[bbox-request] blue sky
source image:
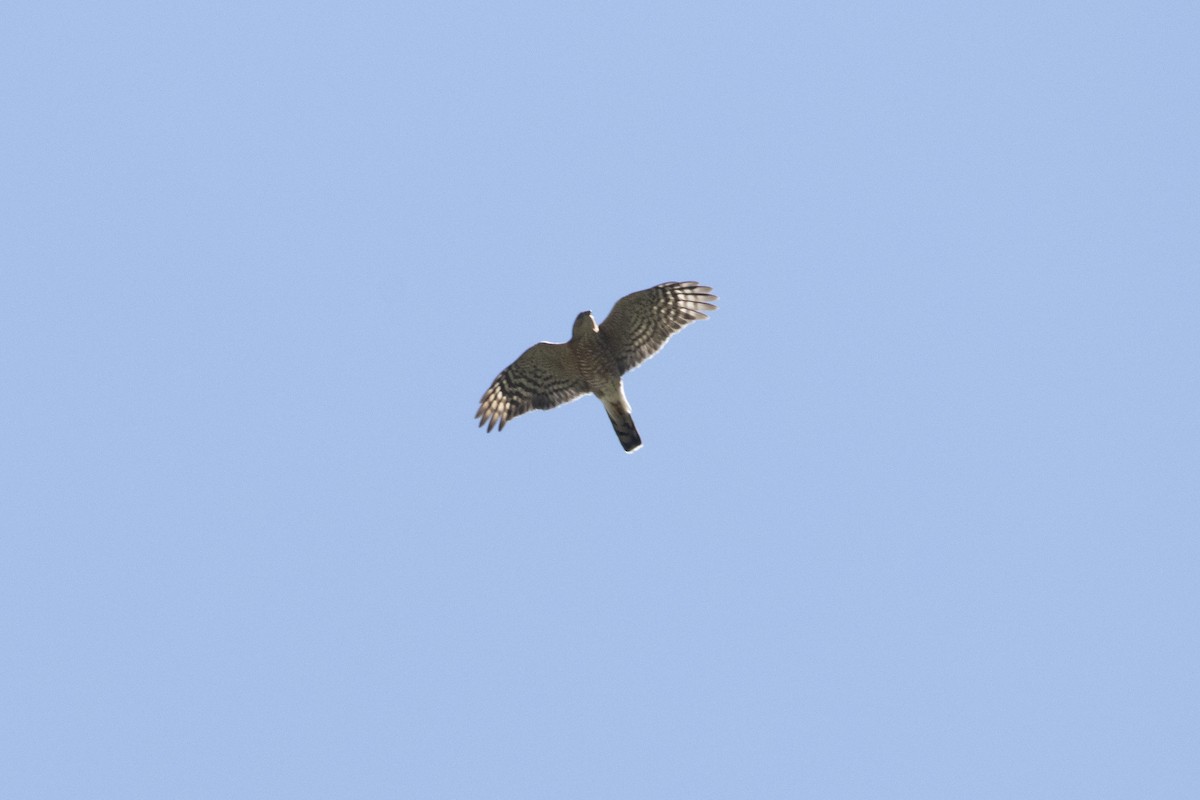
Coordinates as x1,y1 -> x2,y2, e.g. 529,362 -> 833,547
3,1 -> 1198,797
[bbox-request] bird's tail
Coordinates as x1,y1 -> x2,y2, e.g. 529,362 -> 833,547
604,402 -> 642,452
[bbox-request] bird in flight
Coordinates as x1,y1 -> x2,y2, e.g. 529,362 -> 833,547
476,281 -> 718,452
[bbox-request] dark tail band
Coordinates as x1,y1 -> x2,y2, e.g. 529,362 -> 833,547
607,407 -> 642,452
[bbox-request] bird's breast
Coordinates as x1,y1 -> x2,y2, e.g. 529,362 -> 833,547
569,335 -> 621,393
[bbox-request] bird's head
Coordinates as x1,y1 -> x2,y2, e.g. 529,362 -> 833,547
573,310 -> 598,337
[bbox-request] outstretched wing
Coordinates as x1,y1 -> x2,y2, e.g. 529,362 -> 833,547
598,281 -> 718,374
476,342 -> 589,432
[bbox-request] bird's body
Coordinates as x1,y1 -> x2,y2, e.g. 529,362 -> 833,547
476,281 -> 717,452
568,311 -> 642,451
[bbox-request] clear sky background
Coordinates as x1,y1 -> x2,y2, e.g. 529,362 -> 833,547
3,1 -> 1198,797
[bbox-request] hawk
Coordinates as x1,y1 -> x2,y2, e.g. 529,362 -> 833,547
476,281 -> 718,452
